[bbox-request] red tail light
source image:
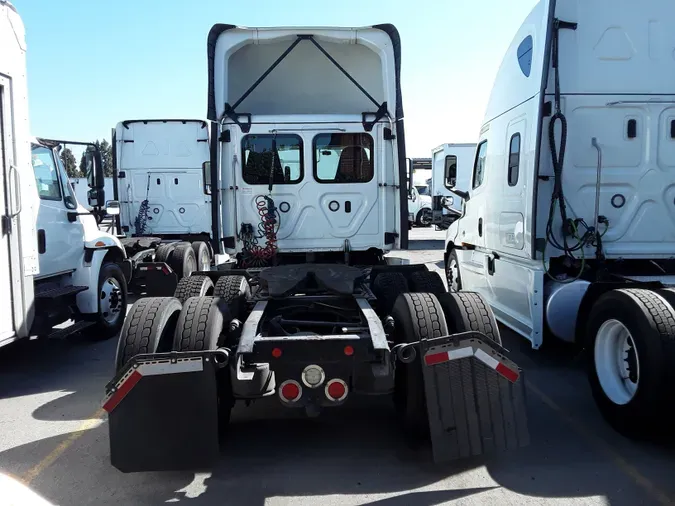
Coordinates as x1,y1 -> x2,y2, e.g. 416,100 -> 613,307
278,380 -> 302,403
325,378 -> 348,402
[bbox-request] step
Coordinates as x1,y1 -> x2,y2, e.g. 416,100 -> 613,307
36,285 -> 89,300
48,320 -> 95,340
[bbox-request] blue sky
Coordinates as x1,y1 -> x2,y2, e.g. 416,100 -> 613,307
13,0 -> 538,158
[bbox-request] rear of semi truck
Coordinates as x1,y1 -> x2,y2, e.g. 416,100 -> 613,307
112,119 -> 231,295
103,23 -> 530,473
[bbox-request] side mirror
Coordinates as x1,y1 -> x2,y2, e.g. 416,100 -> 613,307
202,161 -> 211,195
106,200 -> 121,216
85,149 -> 104,190
87,188 -> 104,208
442,195 -> 455,209
451,188 -> 470,202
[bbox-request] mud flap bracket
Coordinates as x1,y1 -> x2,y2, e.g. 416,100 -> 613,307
400,332 -> 530,463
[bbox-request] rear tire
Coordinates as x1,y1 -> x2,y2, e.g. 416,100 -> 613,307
173,275 -> 215,304
437,291 -> 501,345
88,262 -> 128,340
114,297 -> 182,372
409,270 -> 447,295
445,248 -> 462,292
155,243 -> 177,263
191,241 -> 211,271
416,208 -> 432,227
372,272 -> 409,314
586,288 -> 675,438
172,296 -> 229,352
213,275 -> 250,319
169,243 -> 198,279
391,292 -> 449,438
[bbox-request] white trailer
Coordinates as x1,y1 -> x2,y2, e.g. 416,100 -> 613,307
430,143 -> 476,230
444,0 -> 675,439
0,1 -> 129,347
111,119 -> 228,295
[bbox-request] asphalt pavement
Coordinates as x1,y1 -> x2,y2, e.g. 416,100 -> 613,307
1,227 -> 674,506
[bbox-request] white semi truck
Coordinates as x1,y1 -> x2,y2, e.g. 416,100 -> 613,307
430,143 -> 476,230
444,0 -> 675,439
110,119 -> 231,295
103,22 -> 530,473
0,0 -> 129,347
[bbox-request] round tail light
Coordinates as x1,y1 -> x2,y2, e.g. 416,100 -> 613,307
325,378 -> 348,402
279,380 -> 302,403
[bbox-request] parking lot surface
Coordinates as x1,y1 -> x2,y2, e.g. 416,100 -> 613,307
1,228 -> 674,506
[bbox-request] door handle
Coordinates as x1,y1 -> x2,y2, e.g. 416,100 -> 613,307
478,218 -> 483,237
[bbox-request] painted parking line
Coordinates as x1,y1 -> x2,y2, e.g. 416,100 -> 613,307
20,408 -> 105,486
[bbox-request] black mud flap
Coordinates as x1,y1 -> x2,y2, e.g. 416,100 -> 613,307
103,352 -> 222,473
418,333 -> 529,463
135,262 -> 179,296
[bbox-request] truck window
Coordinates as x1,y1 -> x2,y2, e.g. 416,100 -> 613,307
472,141 -> 488,189
508,133 -> 521,186
31,145 -> 62,201
313,133 -> 374,184
55,149 -> 78,209
444,155 -> 457,189
241,134 -> 303,185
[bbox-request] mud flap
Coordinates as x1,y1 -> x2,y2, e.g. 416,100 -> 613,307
419,333 -> 529,463
103,353 -> 221,473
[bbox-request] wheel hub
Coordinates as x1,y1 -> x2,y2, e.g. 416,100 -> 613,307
594,319 -> 640,406
101,277 -> 123,324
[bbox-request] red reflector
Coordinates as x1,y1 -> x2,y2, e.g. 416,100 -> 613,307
496,362 -> 519,382
103,370 -> 142,413
272,348 -> 282,358
327,381 -> 346,400
424,351 -> 449,366
344,345 -> 354,356
280,382 -> 300,401
161,266 -> 170,275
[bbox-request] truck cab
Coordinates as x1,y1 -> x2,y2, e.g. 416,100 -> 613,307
430,143 -> 476,230
1,0 -> 129,347
445,0 -> 675,439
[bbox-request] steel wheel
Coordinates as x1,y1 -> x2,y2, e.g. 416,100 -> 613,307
100,276 -> 124,325
445,250 -> 461,292
594,318 -> 640,406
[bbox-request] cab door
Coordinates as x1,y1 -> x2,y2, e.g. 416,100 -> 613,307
31,144 -> 84,278
454,140 -> 489,293
0,77 -> 18,342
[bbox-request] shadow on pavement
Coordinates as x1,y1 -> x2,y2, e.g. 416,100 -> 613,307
0,385 -> 668,506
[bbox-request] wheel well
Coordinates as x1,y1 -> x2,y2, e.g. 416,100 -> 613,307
103,247 -> 125,265
573,281 -> 665,347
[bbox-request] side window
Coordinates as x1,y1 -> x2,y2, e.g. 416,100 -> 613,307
508,133 -> 521,187
517,35 -> 533,77
56,149 -> 78,209
314,133 -> 374,183
472,141 -> 488,189
31,145 -> 62,201
444,155 -> 457,189
241,134 -> 303,185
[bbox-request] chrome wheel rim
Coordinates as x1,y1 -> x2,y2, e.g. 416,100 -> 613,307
100,277 -> 123,325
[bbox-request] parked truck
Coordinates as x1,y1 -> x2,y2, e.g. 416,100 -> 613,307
406,158 -> 432,227
430,143 -> 476,230
0,1 -> 129,347
103,22 -> 530,473
111,119 -> 232,296
444,0 -> 675,439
